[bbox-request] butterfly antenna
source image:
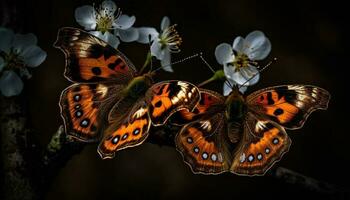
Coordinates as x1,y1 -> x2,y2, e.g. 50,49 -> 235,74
199,53 -> 233,89
152,53 -> 201,73
238,58 -> 277,89
148,35 -> 154,72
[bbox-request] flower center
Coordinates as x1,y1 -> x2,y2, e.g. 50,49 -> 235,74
1,50 -> 25,71
95,5 -> 121,33
232,53 -> 250,71
159,24 -> 182,52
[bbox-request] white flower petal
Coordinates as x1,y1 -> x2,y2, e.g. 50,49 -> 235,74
150,40 -> 164,60
13,33 -> 38,53
118,27 -> 139,42
160,50 -> 173,72
0,70 -> 23,97
215,43 -> 234,65
137,27 -> 159,44
0,27 -> 14,53
0,57 -> 5,72
223,63 -> 236,79
115,15 -> 136,30
161,16 -> 170,31
20,45 -> 47,67
102,0 -> 117,12
224,64 -> 250,86
232,36 -> 244,53
239,85 -> 248,93
243,30 -> 271,60
239,65 -> 260,86
90,31 -> 120,48
223,81 -> 233,96
75,5 -> 97,30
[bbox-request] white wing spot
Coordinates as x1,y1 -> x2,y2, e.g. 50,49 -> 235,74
240,153 -> 246,163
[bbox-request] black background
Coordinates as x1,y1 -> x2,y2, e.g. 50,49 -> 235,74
3,0 -> 348,199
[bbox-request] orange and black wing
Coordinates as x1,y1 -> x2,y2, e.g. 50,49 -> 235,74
170,89 -> 226,125
174,89 -> 232,174
176,113 -> 233,174
246,85 -> 330,129
146,81 -> 201,126
54,27 -> 137,83
59,83 -> 124,142
98,100 -> 151,159
230,112 -> 291,176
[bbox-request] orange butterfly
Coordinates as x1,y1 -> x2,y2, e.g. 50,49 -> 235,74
54,27 -> 200,159
172,85 -> 330,175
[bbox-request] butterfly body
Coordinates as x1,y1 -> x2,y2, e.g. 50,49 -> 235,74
122,73 -> 153,99
224,88 -> 247,122
55,27 -> 201,159
175,85 -> 330,175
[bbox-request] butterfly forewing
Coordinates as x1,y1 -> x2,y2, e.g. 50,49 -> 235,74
146,81 -> 201,126
170,89 -> 226,125
54,27 -> 137,83
247,85 -> 330,129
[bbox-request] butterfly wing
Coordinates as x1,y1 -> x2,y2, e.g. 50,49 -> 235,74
176,113 -> 233,174
170,89 -> 226,125
146,81 -> 201,126
230,112 -> 291,176
174,89 -> 233,174
246,85 -> 330,129
98,99 -> 151,159
59,83 -> 125,142
54,27 -> 137,83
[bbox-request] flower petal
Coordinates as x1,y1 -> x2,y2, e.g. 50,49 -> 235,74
232,36 -> 244,52
215,43 -> 234,65
115,15 -> 136,30
75,5 -> 97,30
161,16 -> 170,31
243,30 -> 271,60
224,64 -> 251,86
150,40 -> 164,60
239,85 -> 248,93
0,57 -> 5,72
90,31 -> 120,48
101,0 -> 117,13
137,27 -> 159,44
20,45 -> 47,67
0,27 -> 14,53
160,50 -> 173,72
239,65 -> 260,86
13,33 -> 38,53
118,27 -> 139,42
223,81 -> 233,96
0,70 -> 23,97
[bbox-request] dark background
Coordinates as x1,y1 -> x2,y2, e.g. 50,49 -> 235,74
2,0 -> 348,199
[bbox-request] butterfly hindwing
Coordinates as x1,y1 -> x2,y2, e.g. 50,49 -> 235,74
98,100 -> 151,159
176,113 -> 233,174
247,85 -> 330,129
146,81 -> 201,126
231,112 -> 291,175
59,83 -> 125,142
54,27 -> 136,83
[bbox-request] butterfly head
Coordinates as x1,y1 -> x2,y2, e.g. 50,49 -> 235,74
225,88 -> 247,122
124,74 -> 154,98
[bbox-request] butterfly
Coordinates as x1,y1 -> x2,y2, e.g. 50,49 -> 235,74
54,27 -> 200,159
172,85 -> 330,175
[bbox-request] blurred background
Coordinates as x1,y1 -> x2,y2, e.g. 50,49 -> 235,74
1,0 -> 348,199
